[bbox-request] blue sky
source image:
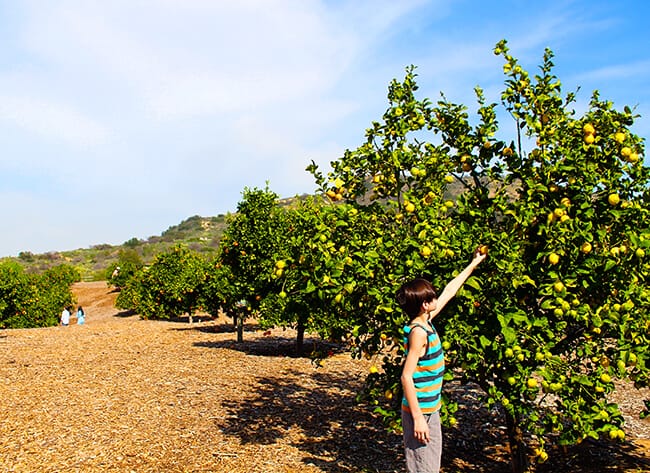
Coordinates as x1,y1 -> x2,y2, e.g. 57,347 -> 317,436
1,0 -> 649,257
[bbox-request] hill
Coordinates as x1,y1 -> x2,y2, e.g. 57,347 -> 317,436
2,214 -> 229,281
0,194 -> 308,281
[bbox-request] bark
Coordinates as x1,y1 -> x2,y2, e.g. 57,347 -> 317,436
296,321 -> 306,355
504,409 -> 530,473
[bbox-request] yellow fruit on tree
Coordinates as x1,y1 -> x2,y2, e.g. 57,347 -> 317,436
444,175 -> 454,183
549,253 -> 560,265
584,133 -> 595,145
627,152 -> 639,164
527,378 -> 539,389
583,123 -> 595,134
608,193 -> 620,206
621,146 -> 632,158
553,281 -> 565,293
502,147 -> 513,157
275,260 -> 287,269
405,202 -> 416,213
420,246 -> 432,257
614,132 -> 626,144
369,365 -> 378,374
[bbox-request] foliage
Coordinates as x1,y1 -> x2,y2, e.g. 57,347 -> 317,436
115,245 -> 205,320
0,262 -> 78,328
106,248 -> 145,289
306,41 -> 649,472
216,186 -> 289,340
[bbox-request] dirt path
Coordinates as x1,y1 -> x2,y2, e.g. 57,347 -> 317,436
0,282 -> 648,472
0,282 -> 394,473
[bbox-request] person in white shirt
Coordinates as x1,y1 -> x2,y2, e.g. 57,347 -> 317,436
60,307 -> 71,326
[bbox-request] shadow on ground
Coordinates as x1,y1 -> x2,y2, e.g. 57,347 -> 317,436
196,337 -> 650,472
216,369 -> 404,472
194,334 -> 348,359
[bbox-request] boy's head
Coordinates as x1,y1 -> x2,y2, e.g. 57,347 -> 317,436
395,278 -> 437,320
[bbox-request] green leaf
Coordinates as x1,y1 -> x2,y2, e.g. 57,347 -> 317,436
465,276 -> 481,291
501,326 -> 517,344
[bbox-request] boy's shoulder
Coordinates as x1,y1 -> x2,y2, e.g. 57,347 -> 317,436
404,322 -> 433,334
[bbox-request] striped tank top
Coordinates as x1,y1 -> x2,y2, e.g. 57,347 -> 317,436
401,322 -> 445,414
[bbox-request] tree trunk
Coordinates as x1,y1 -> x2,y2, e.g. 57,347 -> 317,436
236,314 -> 244,343
504,409 -> 530,473
296,321 -> 305,355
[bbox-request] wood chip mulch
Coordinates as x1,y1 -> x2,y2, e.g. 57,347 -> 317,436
0,282 -> 648,472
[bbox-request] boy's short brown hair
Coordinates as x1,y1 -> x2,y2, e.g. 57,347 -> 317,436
395,278 -> 437,320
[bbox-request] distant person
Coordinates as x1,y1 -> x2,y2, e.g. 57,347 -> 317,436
76,306 -> 85,325
60,307 -> 71,326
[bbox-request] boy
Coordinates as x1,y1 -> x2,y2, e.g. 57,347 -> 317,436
397,249 -> 486,472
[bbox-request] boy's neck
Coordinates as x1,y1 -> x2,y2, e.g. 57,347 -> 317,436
411,313 -> 430,326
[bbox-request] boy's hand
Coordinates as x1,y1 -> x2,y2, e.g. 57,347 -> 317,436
413,415 -> 430,444
471,245 -> 488,266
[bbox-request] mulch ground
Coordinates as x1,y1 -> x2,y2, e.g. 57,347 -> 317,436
0,282 -> 648,472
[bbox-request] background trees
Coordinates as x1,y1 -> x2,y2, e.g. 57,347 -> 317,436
0,262 -> 78,328
115,245 -> 205,320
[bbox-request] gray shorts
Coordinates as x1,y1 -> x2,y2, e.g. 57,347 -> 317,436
401,410 -> 442,473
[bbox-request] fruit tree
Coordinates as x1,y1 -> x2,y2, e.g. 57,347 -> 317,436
307,40 -> 649,472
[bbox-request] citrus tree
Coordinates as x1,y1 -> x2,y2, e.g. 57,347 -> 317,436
217,186 -> 290,341
307,41 -> 649,472
0,262 -> 78,328
116,245 -> 205,320
257,196 -> 368,354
